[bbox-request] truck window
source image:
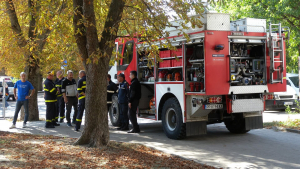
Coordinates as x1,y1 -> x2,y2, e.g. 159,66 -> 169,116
289,76 -> 299,88
123,41 -> 134,65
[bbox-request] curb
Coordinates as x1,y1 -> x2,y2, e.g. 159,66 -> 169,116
272,126 -> 300,134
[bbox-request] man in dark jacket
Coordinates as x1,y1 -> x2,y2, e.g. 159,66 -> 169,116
55,70 -> 66,123
127,71 -> 141,133
44,71 -> 59,128
107,74 -> 118,112
117,73 -> 129,131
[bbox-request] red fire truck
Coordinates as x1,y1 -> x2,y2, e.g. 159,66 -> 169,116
108,13 -> 289,139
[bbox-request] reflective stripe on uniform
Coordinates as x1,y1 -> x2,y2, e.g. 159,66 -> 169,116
82,86 -> 86,88
83,81 -> 86,84
46,120 -> 52,122
107,90 -> 114,93
107,101 -> 112,104
56,85 -> 62,87
78,96 -> 85,100
60,116 -> 65,119
50,88 -> 56,92
76,119 -> 82,122
57,94 -> 62,97
77,88 -> 82,90
44,89 -> 49,91
55,117 -> 58,119
45,100 -> 57,102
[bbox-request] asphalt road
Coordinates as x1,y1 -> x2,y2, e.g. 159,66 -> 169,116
1,94 -> 300,168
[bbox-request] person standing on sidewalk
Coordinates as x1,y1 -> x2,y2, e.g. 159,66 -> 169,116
55,70 -> 66,123
127,71 -> 141,133
117,73 -> 129,131
62,70 -> 78,127
9,72 -> 35,129
75,70 -> 86,131
0,84 -> 10,108
44,71 -> 60,128
107,74 -> 118,112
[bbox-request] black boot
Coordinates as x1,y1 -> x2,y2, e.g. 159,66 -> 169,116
121,125 -> 129,131
53,122 -> 60,126
117,124 -> 124,130
45,122 -> 55,128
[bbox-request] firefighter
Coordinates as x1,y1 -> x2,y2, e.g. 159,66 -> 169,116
107,74 -> 118,112
117,73 -> 129,131
62,70 -> 78,127
75,70 -> 86,131
55,70 -> 66,123
44,71 -> 59,128
127,71 -> 141,133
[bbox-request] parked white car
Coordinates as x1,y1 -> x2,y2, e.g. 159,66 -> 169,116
0,80 -> 15,101
265,73 -> 299,110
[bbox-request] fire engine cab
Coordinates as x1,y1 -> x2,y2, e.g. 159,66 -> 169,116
108,13 -> 289,139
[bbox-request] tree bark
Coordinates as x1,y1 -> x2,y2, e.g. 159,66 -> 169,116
73,0 -> 125,147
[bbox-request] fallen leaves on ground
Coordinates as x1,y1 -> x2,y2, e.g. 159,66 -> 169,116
264,119 -> 300,130
0,131 -> 215,169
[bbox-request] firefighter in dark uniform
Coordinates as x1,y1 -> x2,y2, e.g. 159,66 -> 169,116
55,70 -> 66,123
44,71 -> 60,128
127,71 -> 141,133
117,73 -> 129,131
62,70 -> 78,127
75,70 -> 86,131
107,74 -> 118,112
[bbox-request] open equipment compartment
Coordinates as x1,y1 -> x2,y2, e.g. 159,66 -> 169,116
185,39 -> 205,93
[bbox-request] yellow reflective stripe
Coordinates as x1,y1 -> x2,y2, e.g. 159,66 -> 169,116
56,85 -> 62,87
107,90 -> 114,93
107,101 -> 112,104
44,84 -> 46,87
44,89 -> 49,91
45,100 -> 57,102
80,92 -> 84,95
50,88 -> 56,92
55,117 -> 58,119
77,88 -> 82,90
76,119 -> 82,122
46,120 -> 52,122
60,116 -> 65,119
78,96 -> 85,100
83,81 -> 86,84
57,94 -> 62,97
82,86 -> 86,89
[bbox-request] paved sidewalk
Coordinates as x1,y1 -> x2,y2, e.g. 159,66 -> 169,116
1,94 -> 300,168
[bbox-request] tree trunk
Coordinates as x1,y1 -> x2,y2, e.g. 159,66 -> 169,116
21,62 -> 39,121
75,59 -> 110,146
73,0 -> 125,147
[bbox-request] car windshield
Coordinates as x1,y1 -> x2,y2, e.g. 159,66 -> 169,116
289,76 -> 299,88
0,82 -> 14,87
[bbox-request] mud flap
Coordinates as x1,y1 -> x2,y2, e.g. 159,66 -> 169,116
186,121 -> 207,136
245,116 -> 263,130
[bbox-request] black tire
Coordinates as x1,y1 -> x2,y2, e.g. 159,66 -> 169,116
161,97 -> 186,139
109,94 -> 120,126
224,114 -> 250,134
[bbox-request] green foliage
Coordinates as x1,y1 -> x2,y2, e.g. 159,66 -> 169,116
215,0 -> 300,73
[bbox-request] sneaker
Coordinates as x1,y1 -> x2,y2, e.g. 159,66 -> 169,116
9,124 -> 16,129
22,123 -> 27,128
67,123 -> 72,127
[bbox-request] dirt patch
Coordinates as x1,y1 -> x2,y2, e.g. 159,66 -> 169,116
0,131 -> 215,169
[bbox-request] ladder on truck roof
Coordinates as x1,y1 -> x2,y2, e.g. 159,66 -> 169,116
268,22 -> 284,84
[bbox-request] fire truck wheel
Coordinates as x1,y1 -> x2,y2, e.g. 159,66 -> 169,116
109,94 -> 120,126
224,115 -> 250,134
162,97 -> 186,139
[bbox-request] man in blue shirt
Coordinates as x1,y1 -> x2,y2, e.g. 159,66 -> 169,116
117,73 -> 129,131
9,72 -> 35,129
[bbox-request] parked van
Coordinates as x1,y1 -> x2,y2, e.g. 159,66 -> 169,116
265,73 -> 299,110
